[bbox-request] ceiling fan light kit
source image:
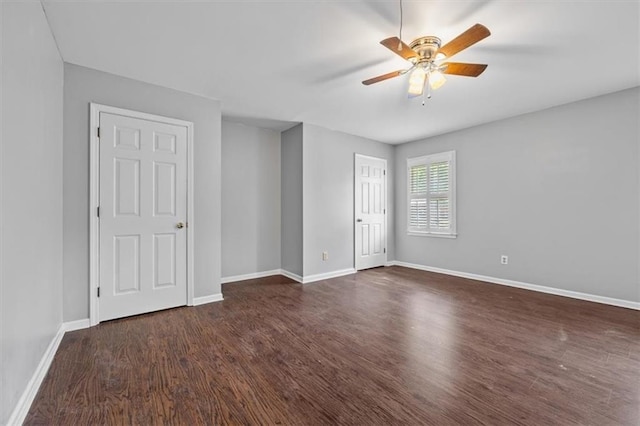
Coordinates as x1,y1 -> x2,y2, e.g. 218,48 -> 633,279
363,23 -> 491,104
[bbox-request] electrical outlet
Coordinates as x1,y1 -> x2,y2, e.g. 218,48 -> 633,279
501,255 -> 508,265
322,251 -> 329,261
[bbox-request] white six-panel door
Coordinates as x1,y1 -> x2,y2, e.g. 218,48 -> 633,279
355,154 -> 387,270
98,112 -> 188,322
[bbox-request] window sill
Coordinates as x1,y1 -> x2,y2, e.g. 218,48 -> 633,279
407,231 -> 457,239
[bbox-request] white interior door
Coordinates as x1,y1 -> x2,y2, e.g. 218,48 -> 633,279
98,112 -> 188,322
355,154 -> 387,270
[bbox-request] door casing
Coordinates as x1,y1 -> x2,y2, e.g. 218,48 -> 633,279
89,103 -> 195,326
354,153 -> 388,270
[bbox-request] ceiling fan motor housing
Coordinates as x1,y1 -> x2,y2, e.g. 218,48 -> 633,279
409,36 -> 442,61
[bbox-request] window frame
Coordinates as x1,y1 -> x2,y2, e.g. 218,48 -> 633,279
406,150 -> 457,238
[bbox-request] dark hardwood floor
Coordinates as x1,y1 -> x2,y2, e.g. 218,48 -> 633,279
26,266 -> 639,425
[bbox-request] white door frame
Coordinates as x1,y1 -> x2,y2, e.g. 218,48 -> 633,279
354,153 -> 387,270
89,103 -> 195,326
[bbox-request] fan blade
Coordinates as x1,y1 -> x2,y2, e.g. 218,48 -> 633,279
438,24 -> 490,58
380,37 -> 417,61
362,70 -> 404,85
442,62 -> 488,77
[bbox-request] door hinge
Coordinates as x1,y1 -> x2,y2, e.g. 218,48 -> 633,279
97,287 -> 100,297
97,127 -> 100,138
384,209 -> 386,214
383,169 -> 386,175
97,206 -> 100,217
384,248 -> 386,253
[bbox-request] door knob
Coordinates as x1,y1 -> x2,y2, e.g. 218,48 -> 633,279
356,218 -> 362,222
176,222 -> 185,229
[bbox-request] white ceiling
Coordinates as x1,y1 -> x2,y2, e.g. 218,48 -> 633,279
42,0 -> 640,144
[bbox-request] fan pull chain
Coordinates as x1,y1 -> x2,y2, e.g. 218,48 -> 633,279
397,0 -> 403,50
423,74 -> 431,106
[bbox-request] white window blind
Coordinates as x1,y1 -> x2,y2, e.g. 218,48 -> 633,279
407,151 -> 456,236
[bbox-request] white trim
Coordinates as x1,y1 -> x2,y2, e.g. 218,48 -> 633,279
192,293 -> 224,306
407,231 -> 458,238
392,261 -> 640,310
280,269 -> 303,283
62,319 -> 91,332
353,153 -> 386,162
89,104 -> 100,326
6,325 -> 65,426
186,120 -> 195,307
354,154 -> 388,271
221,269 -> 282,284
221,269 -> 357,285
407,151 -> 455,166
89,103 -> 195,323
302,268 -> 357,284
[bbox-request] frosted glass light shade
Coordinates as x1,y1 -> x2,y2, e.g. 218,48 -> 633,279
429,70 -> 446,90
408,67 -> 426,97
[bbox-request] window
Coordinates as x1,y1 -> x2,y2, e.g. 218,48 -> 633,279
407,151 -> 456,237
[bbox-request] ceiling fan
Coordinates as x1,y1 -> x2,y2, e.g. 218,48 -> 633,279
362,23 -> 491,100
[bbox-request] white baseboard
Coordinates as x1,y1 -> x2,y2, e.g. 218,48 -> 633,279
228,268 -> 357,285
302,268 -> 356,284
7,317 -> 95,425
221,269 -> 282,284
62,318 -> 91,332
192,293 -> 224,306
392,261 -> 640,310
6,324 -> 65,426
280,269 -> 303,283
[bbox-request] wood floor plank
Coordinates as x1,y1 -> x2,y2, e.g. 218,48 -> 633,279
25,267 -> 640,425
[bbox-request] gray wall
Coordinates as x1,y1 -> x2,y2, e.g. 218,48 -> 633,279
222,121 -> 281,277
63,63 -> 222,321
281,124 -> 303,276
303,124 -> 395,277
1,3 -> 64,423
395,87 -> 640,302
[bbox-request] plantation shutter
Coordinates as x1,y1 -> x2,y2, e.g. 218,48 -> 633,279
407,151 -> 456,235
428,161 -> 450,231
409,164 -> 428,230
